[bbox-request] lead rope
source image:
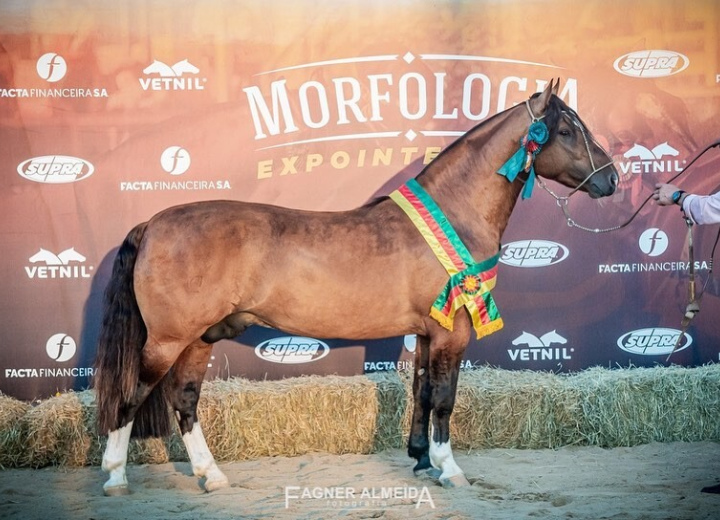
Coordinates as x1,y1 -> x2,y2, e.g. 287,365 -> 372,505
666,218 -> 698,361
666,217 -> 720,361
534,136 -> 720,362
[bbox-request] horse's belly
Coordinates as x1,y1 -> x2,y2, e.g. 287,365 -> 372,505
250,280 -> 425,340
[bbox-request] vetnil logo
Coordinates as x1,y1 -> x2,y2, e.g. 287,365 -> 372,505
508,330 -> 574,362
620,142 -> 685,176
25,248 -> 94,279
140,59 -> 207,91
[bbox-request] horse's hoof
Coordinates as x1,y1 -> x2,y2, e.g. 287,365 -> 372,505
412,456 -> 431,474
204,476 -> 230,493
440,473 -> 470,488
415,466 -> 442,479
103,484 -> 130,496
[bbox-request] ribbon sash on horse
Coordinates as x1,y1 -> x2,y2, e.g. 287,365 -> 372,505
390,179 -> 504,339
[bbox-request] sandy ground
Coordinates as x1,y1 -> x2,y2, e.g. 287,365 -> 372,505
1,442 -> 719,520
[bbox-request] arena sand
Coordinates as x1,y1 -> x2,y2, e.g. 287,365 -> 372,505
1,441 -> 719,520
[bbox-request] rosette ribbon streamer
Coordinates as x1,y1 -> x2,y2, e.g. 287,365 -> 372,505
497,109 -> 550,199
390,179 -> 503,339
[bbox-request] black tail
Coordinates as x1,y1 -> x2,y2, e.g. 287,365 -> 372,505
93,222 -> 172,438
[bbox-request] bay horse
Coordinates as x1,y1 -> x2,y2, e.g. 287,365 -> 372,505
94,80 -> 618,495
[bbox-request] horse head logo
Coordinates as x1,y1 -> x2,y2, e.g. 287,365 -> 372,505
143,59 -> 199,77
624,142 -> 679,160
29,248 -> 62,265
29,247 -> 86,265
57,247 -> 86,264
623,144 -> 656,161
170,59 -> 199,76
650,142 -> 679,158
512,330 -> 567,348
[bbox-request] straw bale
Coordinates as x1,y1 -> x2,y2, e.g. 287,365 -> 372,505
4,364 -> 720,467
22,391 -> 96,467
198,374 -> 384,461
450,367 -> 584,450
573,365 -> 720,447
0,393 -> 31,468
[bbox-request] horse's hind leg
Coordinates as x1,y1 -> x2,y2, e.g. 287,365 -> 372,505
101,338 -> 186,495
102,421 -> 134,495
428,330 -> 471,488
171,339 -> 228,492
408,335 -> 434,475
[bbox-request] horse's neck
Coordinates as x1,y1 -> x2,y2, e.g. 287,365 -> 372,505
418,110 -> 525,258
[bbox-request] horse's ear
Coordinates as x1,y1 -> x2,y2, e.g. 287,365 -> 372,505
551,78 -> 560,95
535,80 -> 554,113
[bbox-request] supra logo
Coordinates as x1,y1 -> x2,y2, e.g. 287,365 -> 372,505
638,228 -> 668,257
500,240 -> 569,268
255,336 -> 330,364
160,146 -> 191,175
619,142 -> 685,176
25,247 -> 94,279
36,53 -> 67,82
17,155 -> 94,184
613,50 -> 689,78
617,328 -> 692,356
139,59 -> 206,91
46,333 -> 76,362
508,330 -> 573,361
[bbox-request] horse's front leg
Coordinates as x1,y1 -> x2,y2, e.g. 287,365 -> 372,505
428,328 -> 471,488
408,335 -> 433,474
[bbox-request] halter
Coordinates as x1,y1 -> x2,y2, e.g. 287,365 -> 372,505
524,100 -> 616,232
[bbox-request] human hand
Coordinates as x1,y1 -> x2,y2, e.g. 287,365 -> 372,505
653,183 -> 680,206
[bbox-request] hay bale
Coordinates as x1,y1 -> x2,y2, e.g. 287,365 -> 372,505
20,390 -> 186,468
22,391 -> 96,467
574,365 -> 720,447
198,374 -> 383,461
450,367 -> 584,450
6,364 -> 720,468
0,392 -> 31,468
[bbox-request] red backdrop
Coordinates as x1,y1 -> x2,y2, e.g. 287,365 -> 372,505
1,0 -> 719,400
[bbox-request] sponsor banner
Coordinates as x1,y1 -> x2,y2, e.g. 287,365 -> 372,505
1,0 -> 720,400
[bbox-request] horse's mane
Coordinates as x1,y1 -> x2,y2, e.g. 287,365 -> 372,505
359,93 -> 568,209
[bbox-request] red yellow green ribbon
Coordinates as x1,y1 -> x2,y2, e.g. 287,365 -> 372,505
390,179 -> 503,339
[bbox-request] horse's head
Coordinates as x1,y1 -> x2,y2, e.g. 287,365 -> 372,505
528,80 -> 618,199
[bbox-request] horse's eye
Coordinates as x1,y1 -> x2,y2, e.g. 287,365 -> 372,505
558,129 -> 571,137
